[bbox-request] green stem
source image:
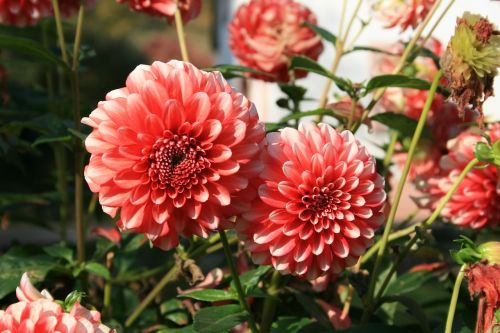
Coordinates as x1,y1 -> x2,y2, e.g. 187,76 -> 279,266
416,0 -> 456,56
341,0 -> 362,43
260,270 -> 282,333
445,265 -> 466,333
174,8 -> 190,63
362,70 -> 443,323
383,131 -> 398,170
219,230 -> 259,333
347,97 -> 358,130
51,0 -> 69,65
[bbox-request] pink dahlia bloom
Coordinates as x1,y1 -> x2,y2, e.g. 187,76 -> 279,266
373,0 -> 436,31
0,273 -> 113,333
228,0 -> 324,83
117,0 -> 201,24
417,124 -> 500,229
83,60 -> 265,250
236,123 -> 387,280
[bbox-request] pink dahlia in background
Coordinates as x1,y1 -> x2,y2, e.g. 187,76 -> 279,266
236,123 -> 387,280
417,124 -> 500,229
117,0 -> 201,24
228,0 -> 324,83
83,60 -> 265,250
0,0 -> 52,26
372,0 -> 436,31
0,273 -> 113,332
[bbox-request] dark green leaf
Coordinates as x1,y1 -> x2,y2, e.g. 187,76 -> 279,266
265,123 -> 282,132
43,243 -> 74,263
370,112 -> 432,139
32,135 -> 72,147
193,304 -> 248,333
160,299 -> 189,326
288,288 -> 334,331
179,289 -> 238,302
68,128 -> 87,141
303,22 -> 337,44
271,317 -> 315,333
279,108 -> 332,123
158,326 -> 196,333
365,75 -> 431,92
0,34 -> 66,67
84,262 -> 110,280
385,271 -> 434,296
343,324 -> 411,333
380,295 -> 431,333
232,265 -> 271,294
279,84 -> 307,104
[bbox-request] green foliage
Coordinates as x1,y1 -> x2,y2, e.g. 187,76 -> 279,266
63,290 -> 85,312
231,265 -> 271,294
178,289 -> 238,302
0,34 -> 66,67
370,112 -> 432,139
364,74 -> 431,92
271,317 -> 315,333
192,305 -> 248,333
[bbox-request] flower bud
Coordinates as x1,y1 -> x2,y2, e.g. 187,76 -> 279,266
478,241 -> 500,265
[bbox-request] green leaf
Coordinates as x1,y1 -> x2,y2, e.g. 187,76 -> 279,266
32,135 -> 72,147
380,295 -> 431,333
303,22 -> 337,45
370,112 -> 432,139
63,290 -> 85,312
495,309 -> 500,322
265,123 -> 282,132
343,324 -> 411,332
0,250 -> 56,299
0,34 -> 66,67
271,317 -> 315,333
158,326 -> 196,333
67,128 -> 87,141
279,84 -> 307,104
365,75 -> 431,92
279,108 -> 332,123
160,299 -> 189,326
193,304 -> 248,333
345,45 -> 398,56
289,288 -> 334,331
231,265 -> 271,294
179,289 -> 238,302
385,271 -> 434,296
84,262 -> 110,280
43,243 -> 74,263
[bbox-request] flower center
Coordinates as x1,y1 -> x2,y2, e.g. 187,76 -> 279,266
148,133 -> 209,190
301,183 -> 351,222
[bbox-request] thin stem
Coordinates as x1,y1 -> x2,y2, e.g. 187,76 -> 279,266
383,131 -> 398,170
347,97 -> 358,130
341,284 -> 354,318
72,5 -> 85,71
417,0 -> 456,55
337,0 -> 348,45
219,230 -> 259,333
174,8 -> 190,63
341,0 -> 362,43
125,266 -> 181,327
362,70 -> 443,323
260,270 -> 282,333
51,0 -> 69,65
445,265 -> 466,333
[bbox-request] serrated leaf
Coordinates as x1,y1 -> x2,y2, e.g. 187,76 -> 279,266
365,75 -> 431,92
271,317 -> 315,333
0,34 -> 66,67
231,266 -> 271,294
193,304 -> 248,333
43,243 -> 74,263
84,262 -> 110,280
385,271 -> 434,296
370,112 -> 432,139
179,289 -> 238,302
303,22 -> 337,45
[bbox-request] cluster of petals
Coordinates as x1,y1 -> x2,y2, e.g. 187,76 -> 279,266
236,123 -> 386,280
417,123 -> 500,229
228,0 -> 324,82
0,273 -> 113,333
116,0 -> 201,24
82,60 -> 265,250
373,0 -> 436,31
0,0 -> 93,27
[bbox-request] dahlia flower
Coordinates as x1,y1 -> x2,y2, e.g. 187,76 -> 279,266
236,123 -> 387,280
372,0 -> 436,31
228,0 -> 324,82
83,60 -> 265,250
116,0 -> 201,24
417,124 -> 500,229
0,273 -> 113,333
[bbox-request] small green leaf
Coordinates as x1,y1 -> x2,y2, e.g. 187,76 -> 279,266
231,266 -> 271,294
84,262 -> 110,280
279,84 -> 307,104
32,135 -> 72,147
385,271 -> 434,296
271,317 -> 315,333
160,299 -> 189,326
365,74 -> 431,92
303,22 -> 337,45
178,289 -> 238,302
370,112 -> 432,139
279,108 -> 333,123
380,295 -> 431,333
193,304 -> 248,333
63,290 -> 85,312
0,34 -> 66,67
43,243 -> 74,263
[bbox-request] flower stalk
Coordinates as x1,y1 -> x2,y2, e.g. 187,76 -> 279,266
260,270 -> 282,333
445,264 -> 466,333
174,8 -> 190,63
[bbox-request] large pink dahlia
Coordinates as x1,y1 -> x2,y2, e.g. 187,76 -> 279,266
116,0 -> 201,24
228,0 -> 324,83
373,0 -> 436,31
417,124 -> 500,229
236,123 -> 387,280
83,60 -> 265,250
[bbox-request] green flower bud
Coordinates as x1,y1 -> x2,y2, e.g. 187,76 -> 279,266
478,241 -> 500,265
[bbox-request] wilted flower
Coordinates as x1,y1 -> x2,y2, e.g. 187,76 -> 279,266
117,0 -> 201,24
417,123 -> 500,229
465,263 -> 500,333
441,12 -> 500,123
372,0 -> 436,31
82,60 -> 265,250
228,0 -> 324,82
0,273 -> 113,333
236,123 -> 386,280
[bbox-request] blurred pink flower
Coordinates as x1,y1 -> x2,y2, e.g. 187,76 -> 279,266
417,124 -> 500,229
394,140 -> 442,181
91,227 -> 122,245
310,271 -> 338,293
117,0 -> 201,24
237,123 -> 387,280
0,273 -> 113,333
373,0 -> 436,31
228,0 -> 323,82
316,300 -> 352,330
82,60 -> 265,250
